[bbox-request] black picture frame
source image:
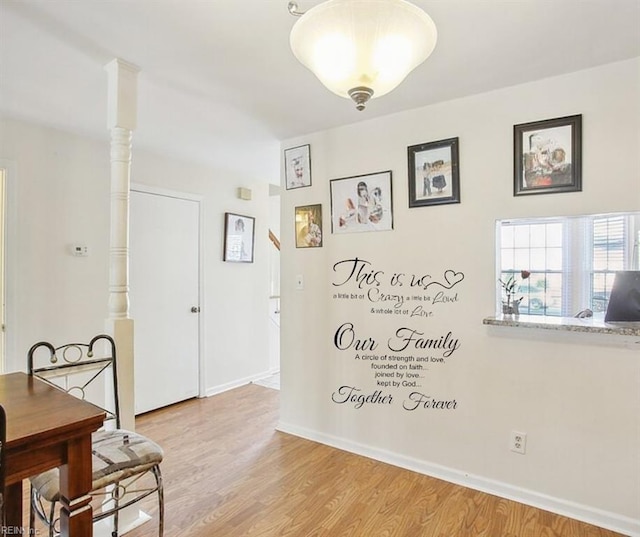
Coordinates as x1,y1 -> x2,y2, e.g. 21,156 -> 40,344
223,212 -> 255,263
408,137 -> 460,207
284,144 -> 312,190
330,170 -> 393,233
295,204 -> 323,248
514,114 -> 582,196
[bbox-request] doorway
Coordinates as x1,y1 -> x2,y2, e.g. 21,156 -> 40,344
129,186 -> 203,414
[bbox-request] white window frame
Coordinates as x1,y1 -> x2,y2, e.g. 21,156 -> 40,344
496,213 -> 640,318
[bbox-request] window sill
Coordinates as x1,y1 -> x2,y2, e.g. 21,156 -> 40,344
483,314 -> 640,337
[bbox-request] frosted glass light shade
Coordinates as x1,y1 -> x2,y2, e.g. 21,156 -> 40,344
290,0 -> 437,110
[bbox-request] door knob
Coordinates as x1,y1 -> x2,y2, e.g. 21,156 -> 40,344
191,306 -> 200,313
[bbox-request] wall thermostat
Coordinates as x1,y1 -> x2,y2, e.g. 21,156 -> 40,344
71,244 -> 89,257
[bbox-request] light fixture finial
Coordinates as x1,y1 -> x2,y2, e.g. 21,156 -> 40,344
348,87 -> 374,111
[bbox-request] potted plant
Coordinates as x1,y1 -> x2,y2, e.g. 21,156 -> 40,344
499,270 -> 531,315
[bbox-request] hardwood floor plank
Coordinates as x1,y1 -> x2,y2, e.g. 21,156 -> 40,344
114,384 -> 626,537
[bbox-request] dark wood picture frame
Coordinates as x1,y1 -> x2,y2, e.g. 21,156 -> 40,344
514,114 -> 582,196
223,212 -> 255,263
408,137 -> 460,207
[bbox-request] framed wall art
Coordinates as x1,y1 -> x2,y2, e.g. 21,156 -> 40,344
514,114 -> 582,196
295,204 -> 323,248
284,144 -> 312,190
223,212 -> 255,263
330,170 -> 393,234
408,137 -> 460,207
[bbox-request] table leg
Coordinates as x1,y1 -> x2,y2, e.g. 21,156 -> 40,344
59,434 -> 94,537
4,481 -> 23,534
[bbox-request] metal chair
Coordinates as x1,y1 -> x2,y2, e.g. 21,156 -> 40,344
28,334 -> 164,537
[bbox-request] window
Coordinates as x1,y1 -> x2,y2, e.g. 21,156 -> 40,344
499,221 -> 563,315
497,213 -> 640,317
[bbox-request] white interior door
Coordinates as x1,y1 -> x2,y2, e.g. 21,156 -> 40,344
130,188 -> 201,414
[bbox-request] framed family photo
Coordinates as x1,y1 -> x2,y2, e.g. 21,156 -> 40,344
223,212 -> 255,263
514,114 -> 582,196
295,204 -> 323,248
408,137 -> 460,207
284,144 -> 312,190
330,170 -> 393,234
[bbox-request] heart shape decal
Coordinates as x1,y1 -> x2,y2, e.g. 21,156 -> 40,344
443,270 -> 464,288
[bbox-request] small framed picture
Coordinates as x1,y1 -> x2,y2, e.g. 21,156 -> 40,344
295,204 -> 323,248
223,212 -> 255,263
330,170 -> 393,234
284,144 -> 312,190
514,114 -> 582,196
408,137 -> 460,208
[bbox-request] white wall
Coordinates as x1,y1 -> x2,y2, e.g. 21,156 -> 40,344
0,117 -> 278,395
279,58 -> 640,534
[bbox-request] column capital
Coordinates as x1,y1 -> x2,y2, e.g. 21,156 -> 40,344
104,58 -> 140,130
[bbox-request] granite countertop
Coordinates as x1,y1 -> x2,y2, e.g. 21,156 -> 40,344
482,314 -> 640,337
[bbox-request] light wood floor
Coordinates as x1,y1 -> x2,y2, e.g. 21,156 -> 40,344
123,384 -> 624,537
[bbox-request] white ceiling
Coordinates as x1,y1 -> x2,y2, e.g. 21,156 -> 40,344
1,0 -> 639,176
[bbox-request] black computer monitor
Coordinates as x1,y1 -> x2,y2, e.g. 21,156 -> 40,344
604,271 -> 640,322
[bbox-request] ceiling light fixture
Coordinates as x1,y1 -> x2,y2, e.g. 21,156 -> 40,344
288,0 -> 437,111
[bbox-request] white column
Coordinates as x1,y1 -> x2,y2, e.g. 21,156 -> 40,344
107,126 -> 132,320
104,58 -> 139,432
102,58 -> 149,537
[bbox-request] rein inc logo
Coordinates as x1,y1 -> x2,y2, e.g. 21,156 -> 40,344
1,527 -> 39,535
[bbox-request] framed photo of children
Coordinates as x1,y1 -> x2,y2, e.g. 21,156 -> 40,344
407,137 -> 460,208
295,204 -> 323,248
284,144 -> 312,190
514,114 -> 582,196
330,170 -> 393,234
223,212 -> 255,263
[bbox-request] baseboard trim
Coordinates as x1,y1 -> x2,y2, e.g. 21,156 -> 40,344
94,508 -> 151,536
204,370 -> 274,397
276,421 -> 638,537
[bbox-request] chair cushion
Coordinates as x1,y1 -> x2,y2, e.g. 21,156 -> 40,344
30,429 -> 163,502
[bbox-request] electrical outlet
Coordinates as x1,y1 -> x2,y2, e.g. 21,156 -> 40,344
510,430 -> 527,454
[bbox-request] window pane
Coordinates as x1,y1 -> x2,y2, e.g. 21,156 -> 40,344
529,248 -> 547,271
514,249 -> 530,270
545,273 -> 563,315
547,247 -> 563,270
546,223 -> 563,247
516,275 -> 544,314
514,226 -> 530,247
591,272 -> 610,313
593,246 -> 609,271
591,215 -> 627,314
501,249 -> 515,270
501,225 -> 514,247
530,225 -> 546,247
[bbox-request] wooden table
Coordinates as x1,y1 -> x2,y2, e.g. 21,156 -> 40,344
0,372 -> 105,536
